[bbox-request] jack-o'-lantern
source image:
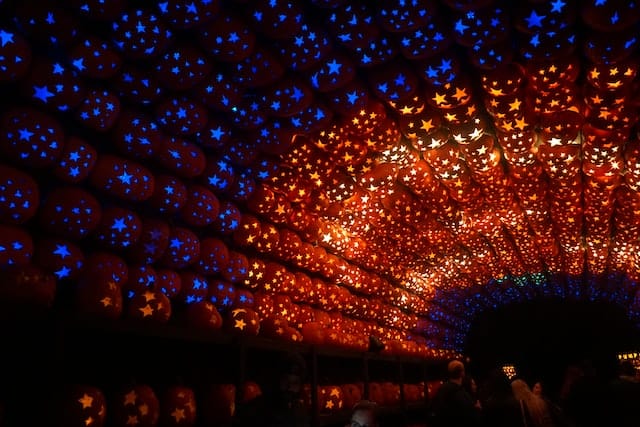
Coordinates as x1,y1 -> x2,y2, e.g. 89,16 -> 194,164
226,308 -> 260,336
187,297 -> 223,330
34,238 -> 84,281
74,276 -> 123,320
112,384 -> 160,427
127,289 -> 171,323
54,384 -> 107,427
318,386 -> 343,413
161,386 -> 197,427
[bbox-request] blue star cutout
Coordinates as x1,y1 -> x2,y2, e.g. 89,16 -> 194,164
525,10 -> 546,28
33,86 -> 54,103
454,19 -> 469,34
0,30 -> 14,47
291,87 -> 304,102
611,12 -> 619,24
18,128 -> 34,141
550,0 -> 566,12
209,126 -> 225,140
170,238 -> 183,249
118,171 -> 132,184
72,58 -> 86,71
53,244 -> 71,258
111,218 -> 127,232
594,0 -> 606,5
55,266 -> 71,279
326,59 -> 342,74
346,91 -> 358,104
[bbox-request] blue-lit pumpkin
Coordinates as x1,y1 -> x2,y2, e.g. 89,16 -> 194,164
20,56 -> 87,112
70,0 -> 125,21
69,35 -> 122,79
157,0 -> 220,29
111,9 -> 172,59
211,200 -> 243,236
34,238 -> 84,281
93,206 -> 142,251
127,218 -> 170,265
148,174 -> 188,214
89,154 -> 155,201
154,44 -> 212,91
53,136 -> 98,183
75,88 -> 121,131
274,23 -> 332,71
160,227 -> 200,269
178,270 -> 209,304
14,2 -> 78,47
39,187 -> 101,240
195,237 -> 230,276
81,251 -> 129,286
193,71 -> 245,114
196,116 -> 234,150
114,63 -> 164,105
0,27 -> 32,82
325,79 -> 369,116
1,106 -> 65,168
0,164 -> 39,225
155,137 -> 206,179
0,225 -> 33,268
113,110 -> 162,160
197,12 -> 255,62
230,45 -> 284,88
156,269 -> 181,299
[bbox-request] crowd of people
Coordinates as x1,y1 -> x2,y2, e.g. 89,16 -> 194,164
428,359 -> 640,427
230,350 -> 640,427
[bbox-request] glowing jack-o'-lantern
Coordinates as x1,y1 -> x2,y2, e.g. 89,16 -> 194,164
185,300 -> 223,331
112,384 -> 160,427
227,308 -> 260,336
55,385 -> 107,427
0,164 -> 39,225
161,386 -> 197,427
127,289 -> 171,323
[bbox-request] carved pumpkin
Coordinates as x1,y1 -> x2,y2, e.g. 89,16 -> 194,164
55,384 -> 107,427
112,384 -> 160,427
161,386 -> 197,427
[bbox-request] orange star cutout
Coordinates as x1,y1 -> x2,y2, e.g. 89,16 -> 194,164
139,304 -> 154,317
172,408 -> 186,422
139,403 -> 149,416
124,390 -> 137,406
78,394 -> 94,409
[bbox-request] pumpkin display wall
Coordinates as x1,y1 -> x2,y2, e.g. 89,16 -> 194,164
1,0 -> 640,380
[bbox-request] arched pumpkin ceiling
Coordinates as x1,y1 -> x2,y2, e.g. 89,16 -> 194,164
1,0 -> 640,354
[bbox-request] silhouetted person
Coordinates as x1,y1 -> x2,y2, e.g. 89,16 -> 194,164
605,360 -> 640,427
348,400 -> 379,427
428,360 -> 481,427
512,379 -> 555,427
481,369 -> 526,427
234,352 -> 310,427
563,360 -> 604,427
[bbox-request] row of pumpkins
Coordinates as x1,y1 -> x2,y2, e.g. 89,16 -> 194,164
25,380 -> 441,427
0,246 -> 460,359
